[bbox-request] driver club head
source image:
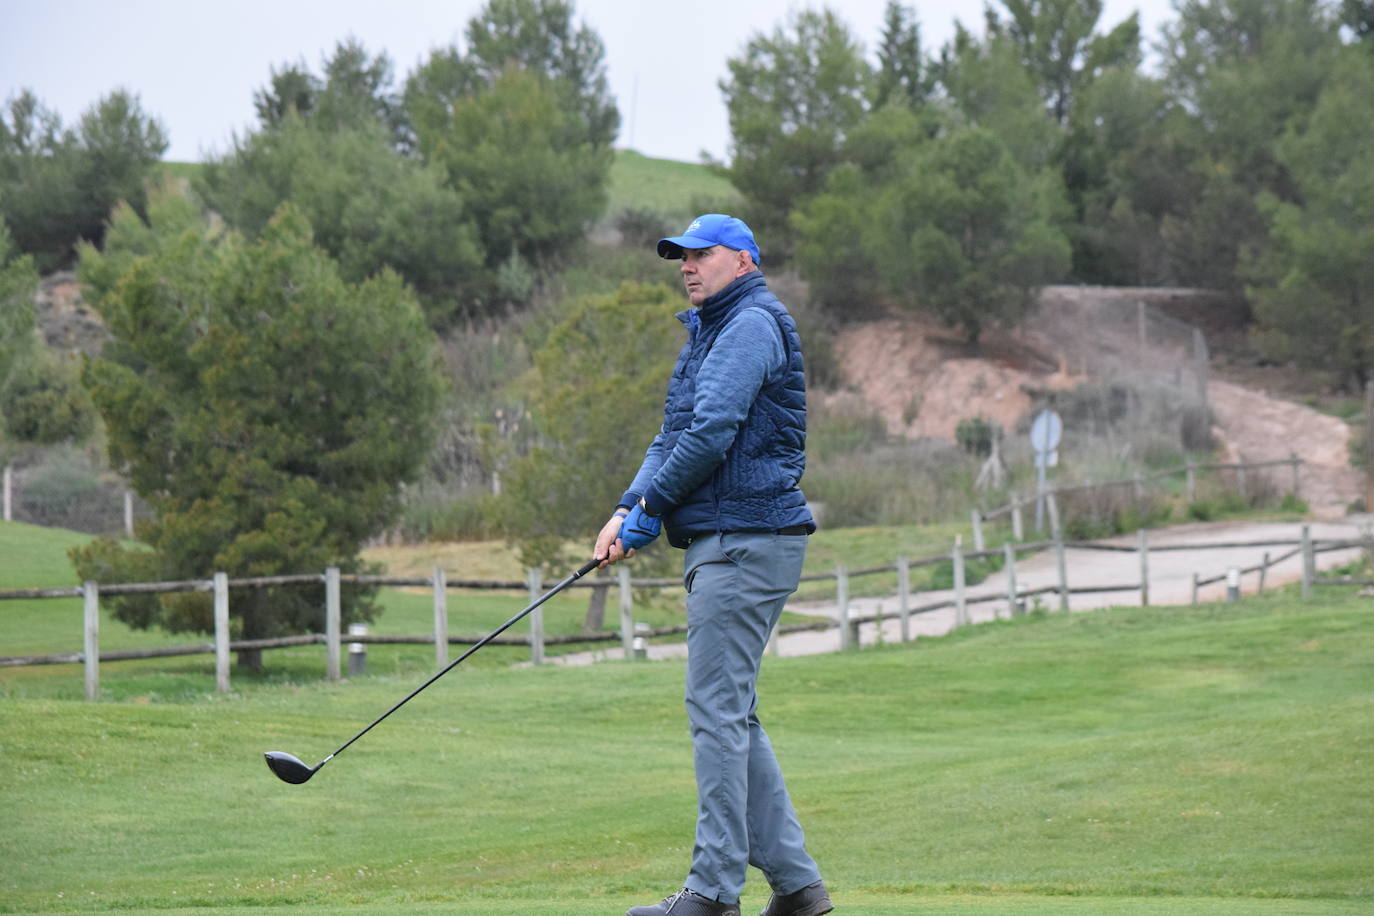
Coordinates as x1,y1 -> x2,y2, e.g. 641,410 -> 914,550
264,750 -> 319,785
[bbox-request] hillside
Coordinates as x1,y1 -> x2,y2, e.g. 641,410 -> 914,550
826,286 -> 1364,519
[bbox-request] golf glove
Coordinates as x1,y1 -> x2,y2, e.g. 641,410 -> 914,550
619,502 -> 662,551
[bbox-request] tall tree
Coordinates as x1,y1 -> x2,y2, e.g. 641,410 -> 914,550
1061,67 -> 1201,284
461,0 -> 619,149
937,24 -> 1062,173
986,0 -> 1140,124
500,282 -> 681,626
71,203 -> 445,668
1345,0 -> 1374,39
1246,47 -> 1374,390
1159,0 -> 1342,288
797,124 -> 1070,341
404,0 -> 618,295
0,221 -> 38,399
198,116 -> 484,326
0,89 -> 166,271
874,1 -> 931,109
720,8 -> 872,259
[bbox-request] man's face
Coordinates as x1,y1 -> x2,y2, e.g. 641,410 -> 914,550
679,245 -> 748,305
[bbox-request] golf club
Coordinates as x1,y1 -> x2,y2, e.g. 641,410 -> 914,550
264,556 -> 602,785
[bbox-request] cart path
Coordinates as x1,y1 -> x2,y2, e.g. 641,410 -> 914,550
536,517 -> 1371,666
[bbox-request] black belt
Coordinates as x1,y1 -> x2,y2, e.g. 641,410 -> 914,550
683,525 -> 809,545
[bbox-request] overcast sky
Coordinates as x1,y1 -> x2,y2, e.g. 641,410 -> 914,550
3,0 -> 1175,165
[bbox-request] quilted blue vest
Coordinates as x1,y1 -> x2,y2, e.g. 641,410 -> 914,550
660,272 -> 815,547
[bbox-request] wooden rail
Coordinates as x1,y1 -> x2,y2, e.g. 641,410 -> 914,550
2,526 -> 1366,698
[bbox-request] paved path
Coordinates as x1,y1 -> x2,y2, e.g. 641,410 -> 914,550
536,517 -> 1371,667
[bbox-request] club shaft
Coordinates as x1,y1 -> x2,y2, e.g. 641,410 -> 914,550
321,558 -> 600,765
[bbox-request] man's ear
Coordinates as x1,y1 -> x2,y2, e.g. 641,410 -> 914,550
735,249 -> 755,277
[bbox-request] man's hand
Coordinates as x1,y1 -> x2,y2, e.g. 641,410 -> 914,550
619,502 -> 662,551
594,510 -> 631,568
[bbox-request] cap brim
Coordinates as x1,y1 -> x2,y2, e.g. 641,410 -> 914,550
657,234 -> 717,259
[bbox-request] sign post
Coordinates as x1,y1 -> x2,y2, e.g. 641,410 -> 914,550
1030,409 -> 1063,532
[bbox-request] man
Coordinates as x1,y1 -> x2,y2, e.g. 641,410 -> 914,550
594,214 -> 833,916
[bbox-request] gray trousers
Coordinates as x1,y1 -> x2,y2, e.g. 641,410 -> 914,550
681,532 -> 821,904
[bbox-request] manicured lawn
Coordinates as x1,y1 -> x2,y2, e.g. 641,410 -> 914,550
2,574 -> 1370,912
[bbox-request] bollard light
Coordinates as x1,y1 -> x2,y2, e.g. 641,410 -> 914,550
347,622 -> 368,677
1226,568 -> 1240,602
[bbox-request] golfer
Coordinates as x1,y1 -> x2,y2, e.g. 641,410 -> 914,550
594,214 -> 833,916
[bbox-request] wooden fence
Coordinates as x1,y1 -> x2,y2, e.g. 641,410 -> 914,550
971,456 -> 1303,547
2,524 -> 1366,699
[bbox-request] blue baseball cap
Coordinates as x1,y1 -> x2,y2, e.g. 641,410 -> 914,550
657,213 -> 761,265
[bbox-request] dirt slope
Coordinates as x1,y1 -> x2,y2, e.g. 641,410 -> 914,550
829,313 -> 1361,519
1208,379 -> 1361,518
826,318 -> 1080,441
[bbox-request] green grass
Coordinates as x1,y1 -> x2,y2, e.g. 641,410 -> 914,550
607,150 -> 739,221
157,160 -> 205,182
161,152 -> 729,227
4,518 -> 987,701
3,548 -> 1372,913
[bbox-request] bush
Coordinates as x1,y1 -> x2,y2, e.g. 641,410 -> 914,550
1057,482 -> 1173,539
397,485 -> 502,542
929,550 -> 1005,590
613,208 -> 674,249
804,439 -> 975,528
956,416 -> 995,457
0,349 -> 96,444
9,446 -> 131,535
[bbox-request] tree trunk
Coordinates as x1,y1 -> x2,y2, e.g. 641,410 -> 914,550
236,647 -> 263,671
583,571 -> 612,632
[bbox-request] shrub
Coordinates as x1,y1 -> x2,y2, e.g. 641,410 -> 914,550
956,416 -> 995,457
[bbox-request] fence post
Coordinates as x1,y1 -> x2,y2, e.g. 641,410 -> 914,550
1054,528 -> 1069,611
897,556 -> 911,642
971,510 -> 985,552
325,567 -> 341,682
1193,327 -> 1209,408
124,491 -> 134,537
527,568 -> 544,665
1236,464 -> 1248,501
953,536 -> 968,627
83,580 -> 99,701
1366,380 -> 1374,513
1186,461 -> 1196,504
2,464 -> 11,522
433,567 -> 448,668
1300,525 -> 1313,600
1046,491 -> 1061,535
1004,542 -> 1019,618
617,564 -> 634,659
1011,493 -> 1024,542
1258,552 -> 1269,593
1138,528 -> 1150,607
214,572 -> 229,693
836,565 -> 852,650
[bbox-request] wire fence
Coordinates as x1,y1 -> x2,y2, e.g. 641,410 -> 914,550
2,459 -> 148,537
1026,287 -> 1215,412
972,456 -> 1303,545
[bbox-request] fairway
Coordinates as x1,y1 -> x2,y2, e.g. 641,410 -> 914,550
3,581 -> 1371,913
